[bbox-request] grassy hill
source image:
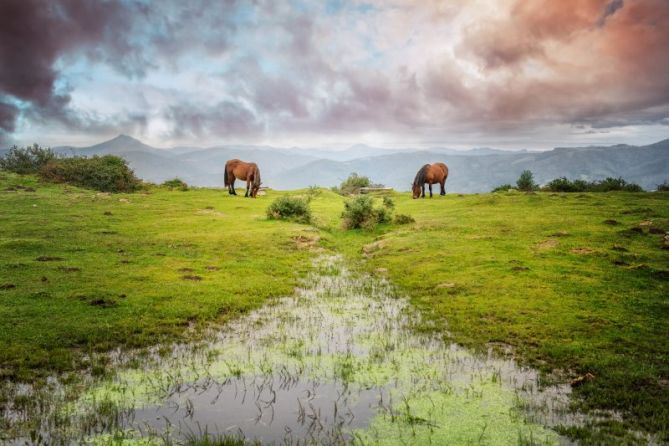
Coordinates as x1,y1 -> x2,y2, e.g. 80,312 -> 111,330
1,172 -> 668,443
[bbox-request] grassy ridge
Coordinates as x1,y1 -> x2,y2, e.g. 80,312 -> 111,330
0,173 -> 313,379
1,173 -> 668,441
321,191 -> 669,442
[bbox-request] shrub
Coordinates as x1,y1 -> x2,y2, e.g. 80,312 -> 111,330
0,144 -> 57,174
543,176 -> 643,192
491,184 -> 514,193
382,196 -> 395,209
305,185 -> 321,202
592,177 -> 643,192
516,170 -> 538,191
657,181 -> 669,192
335,173 -> 371,195
162,178 -> 189,191
266,196 -> 311,223
341,195 -> 394,229
40,155 -> 141,193
394,214 -> 415,225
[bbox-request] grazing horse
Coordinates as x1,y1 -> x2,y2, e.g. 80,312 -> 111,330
412,163 -> 449,199
224,159 -> 262,198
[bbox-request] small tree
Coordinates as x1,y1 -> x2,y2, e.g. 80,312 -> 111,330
516,170 -> 537,192
335,173 -> 371,195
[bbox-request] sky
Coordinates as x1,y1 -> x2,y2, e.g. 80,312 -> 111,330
1,0 -> 668,150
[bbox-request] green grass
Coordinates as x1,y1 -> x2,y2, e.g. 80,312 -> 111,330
1,172 -> 668,442
321,190 -> 669,442
0,172 -> 313,380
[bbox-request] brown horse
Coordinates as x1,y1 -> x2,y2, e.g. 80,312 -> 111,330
224,159 -> 262,198
412,163 -> 449,198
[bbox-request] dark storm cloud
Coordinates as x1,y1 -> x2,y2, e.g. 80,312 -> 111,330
164,101 -> 263,139
0,0 -> 239,142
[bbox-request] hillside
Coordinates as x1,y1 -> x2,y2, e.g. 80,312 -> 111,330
5,135 -> 669,191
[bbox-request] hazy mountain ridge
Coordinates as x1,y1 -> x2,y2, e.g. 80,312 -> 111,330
2,135 -> 668,192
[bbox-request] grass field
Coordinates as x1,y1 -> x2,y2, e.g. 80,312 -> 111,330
1,172 -> 668,444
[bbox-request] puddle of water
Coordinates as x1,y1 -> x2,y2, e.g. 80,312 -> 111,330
3,255 -> 584,445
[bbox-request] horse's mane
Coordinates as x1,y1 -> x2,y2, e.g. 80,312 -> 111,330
413,164 -> 430,186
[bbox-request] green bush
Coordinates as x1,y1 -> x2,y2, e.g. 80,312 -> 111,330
491,184 -> 515,193
342,195 -> 394,229
334,173 -> 371,195
40,155 -> 141,193
394,213 -> 415,225
0,144 -> 57,174
543,176 -> 643,192
162,178 -> 189,191
266,196 -> 311,223
516,170 -> 538,192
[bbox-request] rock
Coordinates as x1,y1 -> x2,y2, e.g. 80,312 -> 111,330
638,220 -> 653,226
362,240 -> 386,256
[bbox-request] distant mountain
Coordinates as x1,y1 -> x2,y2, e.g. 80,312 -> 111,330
4,135 -> 669,192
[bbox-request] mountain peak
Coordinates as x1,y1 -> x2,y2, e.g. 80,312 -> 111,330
111,134 -> 140,143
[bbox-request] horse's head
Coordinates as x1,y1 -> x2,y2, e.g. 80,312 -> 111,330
412,182 -> 421,199
251,181 -> 262,198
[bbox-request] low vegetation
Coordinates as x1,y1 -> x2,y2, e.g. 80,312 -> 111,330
266,195 -> 312,223
341,195 -> 393,229
0,144 -> 57,174
544,176 -> 643,192
493,170 -> 644,193
161,178 -> 189,191
0,145 -> 141,193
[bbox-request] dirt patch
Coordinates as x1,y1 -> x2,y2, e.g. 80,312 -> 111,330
292,234 -> 320,249
99,230 -> 117,235
611,245 -> 628,252
571,373 -> 595,388
535,239 -> 558,250
638,220 -> 653,227
58,266 -> 81,272
436,282 -> 456,289
612,259 -> 630,266
603,219 -> 619,225
648,227 -> 665,235
0,283 -> 16,290
511,266 -> 530,272
362,239 -> 387,256
181,275 -> 203,281
571,247 -> 595,255
205,266 -> 220,271
76,294 -> 117,308
103,211 -> 113,216
119,260 -> 130,264
178,268 -> 195,273
35,256 -> 64,262
653,270 -> 669,281
550,230 -> 570,237
375,267 -> 388,274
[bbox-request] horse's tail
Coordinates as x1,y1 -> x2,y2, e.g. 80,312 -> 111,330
253,165 -> 261,188
224,162 -> 229,187
413,164 -> 430,186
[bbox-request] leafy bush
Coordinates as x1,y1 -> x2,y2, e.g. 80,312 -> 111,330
0,144 -> 57,174
334,173 -> 371,195
382,196 -> 395,209
543,176 -> 643,192
40,155 -> 141,193
516,170 -> 538,192
657,181 -> 669,192
162,178 -> 189,191
266,196 -> 311,223
491,184 -> 514,193
394,214 -> 415,225
341,195 -> 394,229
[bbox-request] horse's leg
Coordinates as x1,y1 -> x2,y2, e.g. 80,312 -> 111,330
245,179 -> 250,197
429,183 -> 433,198
421,183 -> 426,198
230,176 -> 237,195
440,180 -> 446,196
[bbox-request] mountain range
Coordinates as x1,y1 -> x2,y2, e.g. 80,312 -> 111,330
4,134 -> 669,192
